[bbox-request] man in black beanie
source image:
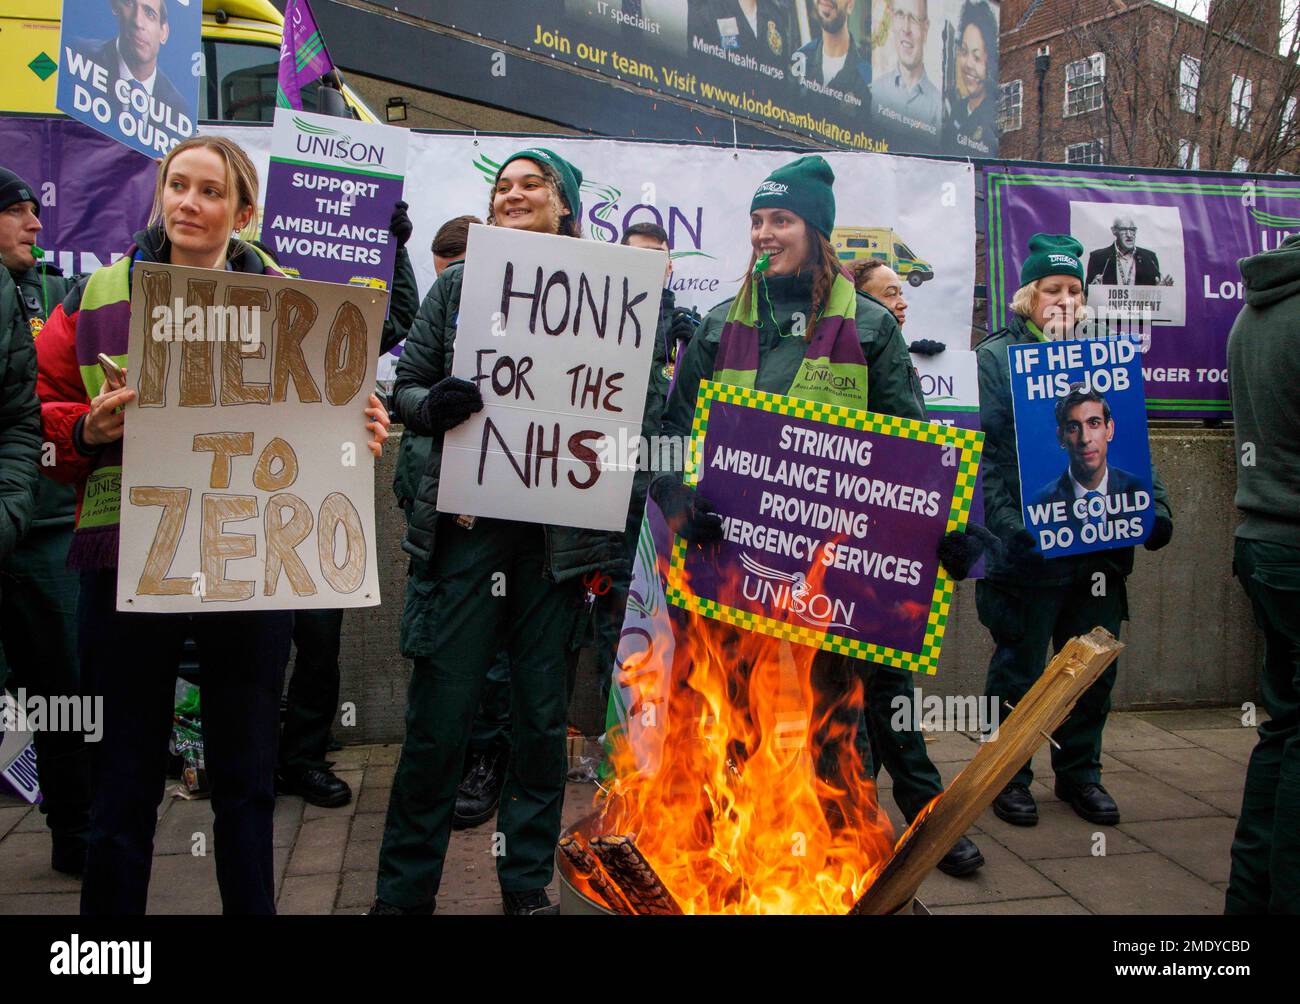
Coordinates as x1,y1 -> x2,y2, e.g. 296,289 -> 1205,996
0,166 -> 90,876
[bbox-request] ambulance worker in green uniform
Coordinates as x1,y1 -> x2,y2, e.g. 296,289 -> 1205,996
655,156 -> 988,858
373,149 -> 622,917
0,167 -> 88,875
975,234 -> 1173,828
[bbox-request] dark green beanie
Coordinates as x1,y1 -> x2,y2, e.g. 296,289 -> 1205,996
750,155 -> 835,240
496,148 -> 583,226
0,167 -> 39,217
1020,233 -> 1085,287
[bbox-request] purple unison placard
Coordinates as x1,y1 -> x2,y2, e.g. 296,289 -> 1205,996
261,109 -> 407,290
985,164 -> 1300,420
665,382 -> 984,674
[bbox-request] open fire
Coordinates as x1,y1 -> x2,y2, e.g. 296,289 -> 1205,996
584,544 -> 899,916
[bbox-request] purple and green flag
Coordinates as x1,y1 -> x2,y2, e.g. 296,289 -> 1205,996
277,0 -> 335,110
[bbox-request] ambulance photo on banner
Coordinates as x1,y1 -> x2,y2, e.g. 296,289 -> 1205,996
1007,336 -> 1155,560
56,0 -> 201,158
984,164 -> 1300,419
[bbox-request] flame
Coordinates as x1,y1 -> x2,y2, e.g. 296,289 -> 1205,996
598,540 -> 895,915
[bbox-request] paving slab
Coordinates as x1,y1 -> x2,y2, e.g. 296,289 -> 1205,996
145,853 -> 223,915
277,873 -> 340,915
0,831 -> 87,895
917,731 -> 980,763
1136,708 -> 1246,731
336,869 -> 378,910
273,795 -> 305,847
343,838 -> 379,873
0,804 -> 31,839
0,892 -> 81,915
356,784 -> 392,814
1031,852 -> 1223,914
1101,714 -> 1197,751
930,895 -> 1091,915
1170,727 -> 1260,765
1186,789 -> 1244,817
917,834 -> 1064,907
977,799 -> 1149,860
368,745 -> 400,766
286,829 -> 347,877
1107,746 -> 1245,795
349,812 -> 386,844
1118,817 -> 1240,885
1078,770 -> 1229,822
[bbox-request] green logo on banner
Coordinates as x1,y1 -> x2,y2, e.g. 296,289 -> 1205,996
29,52 -> 58,81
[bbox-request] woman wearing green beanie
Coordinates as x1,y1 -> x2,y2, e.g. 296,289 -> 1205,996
974,232 -> 1173,831
373,148 -> 622,916
653,155 -> 991,876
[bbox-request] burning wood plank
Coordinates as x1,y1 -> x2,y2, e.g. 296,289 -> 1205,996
557,835 -> 636,915
589,834 -> 683,915
850,628 -> 1125,916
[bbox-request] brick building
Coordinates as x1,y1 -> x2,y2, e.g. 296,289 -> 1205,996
995,0 -> 1300,171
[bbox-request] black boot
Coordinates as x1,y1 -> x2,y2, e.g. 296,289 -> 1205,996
1055,779 -> 1120,825
452,748 -> 505,830
277,766 -> 352,808
502,888 -> 558,916
936,835 -> 985,877
992,782 -> 1038,826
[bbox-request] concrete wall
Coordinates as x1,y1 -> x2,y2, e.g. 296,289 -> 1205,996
336,426 -> 1262,744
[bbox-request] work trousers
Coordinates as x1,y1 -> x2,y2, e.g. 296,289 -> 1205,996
1226,538 -> 1300,915
865,665 -> 946,822
279,608 -> 344,773
376,519 -> 580,907
977,574 -> 1126,787
78,570 -> 291,915
0,526 -> 89,843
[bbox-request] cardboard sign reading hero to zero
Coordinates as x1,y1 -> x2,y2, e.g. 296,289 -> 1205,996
117,263 -> 388,612
1008,337 -> 1155,559
56,0 -> 200,159
666,382 -> 984,674
262,109 -> 409,290
437,225 -> 666,531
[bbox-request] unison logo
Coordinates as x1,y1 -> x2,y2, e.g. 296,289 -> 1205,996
739,552 -> 855,631
294,116 -> 386,167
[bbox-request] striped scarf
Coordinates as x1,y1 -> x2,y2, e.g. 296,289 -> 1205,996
713,270 -> 868,407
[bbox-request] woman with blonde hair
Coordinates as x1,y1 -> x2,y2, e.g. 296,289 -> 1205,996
36,136 -> 390,914
974,233 -> 1172,831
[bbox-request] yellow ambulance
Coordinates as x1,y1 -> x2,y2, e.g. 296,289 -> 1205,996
831,226 -> 935,287
0,0 -> 375,121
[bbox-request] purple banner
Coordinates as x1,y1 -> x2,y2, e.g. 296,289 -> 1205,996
986,164 -> 1300,420
665,383 -> 983,672
0,118 -> 155,277
277,0 -> 337,111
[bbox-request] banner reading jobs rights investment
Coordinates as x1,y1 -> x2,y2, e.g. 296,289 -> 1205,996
986,164 -> 1300,419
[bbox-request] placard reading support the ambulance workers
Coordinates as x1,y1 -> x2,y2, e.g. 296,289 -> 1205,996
1008,336 -> 1155,559
437,225 -> 666,531
261,109 -> 409,290
117,262 -> 388,612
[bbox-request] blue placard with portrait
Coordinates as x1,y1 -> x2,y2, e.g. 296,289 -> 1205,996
1007,337 -> 1155,559
57,0 -> 201,160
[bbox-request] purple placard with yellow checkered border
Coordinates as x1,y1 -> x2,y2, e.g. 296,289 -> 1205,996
665,381 -> 984,674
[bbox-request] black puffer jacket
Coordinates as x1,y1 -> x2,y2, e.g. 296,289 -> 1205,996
390,262 -> 624,582
0,268 -> 42,560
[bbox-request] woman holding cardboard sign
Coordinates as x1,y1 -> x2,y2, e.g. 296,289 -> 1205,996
35,136 -> 390,915
973,234 -> 1173,830
375,148 -> 624,917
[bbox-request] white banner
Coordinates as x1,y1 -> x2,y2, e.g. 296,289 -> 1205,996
437,225 -> 665,531
117,263 -> 387,612
212,128 -> 977,379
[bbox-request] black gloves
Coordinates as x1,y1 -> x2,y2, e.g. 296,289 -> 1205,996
937,524 -> 1000,581
649,475 -> 723,544
1144,515 -> 1173,552
669,306 -> 700,345
389,200 -> 413,249
417,377 -> 482,433
909,338 -> 946,356
1006,528 -> 1046,571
